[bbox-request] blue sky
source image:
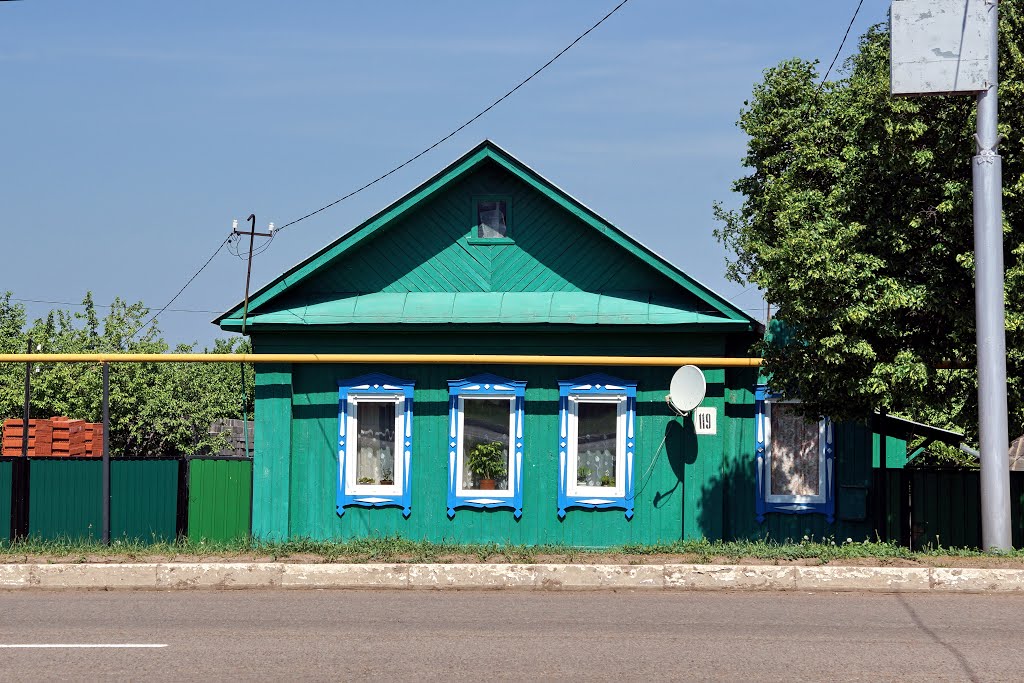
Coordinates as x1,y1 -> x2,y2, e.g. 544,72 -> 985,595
2,0 -> 890,345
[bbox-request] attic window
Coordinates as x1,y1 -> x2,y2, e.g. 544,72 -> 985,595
477,200 -> 507,238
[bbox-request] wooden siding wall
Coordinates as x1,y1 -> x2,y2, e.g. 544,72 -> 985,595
251,331 -> 894,546
278,159 -> 706,307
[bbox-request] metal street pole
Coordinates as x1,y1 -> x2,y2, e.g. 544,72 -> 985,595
974,0 -> 1011,551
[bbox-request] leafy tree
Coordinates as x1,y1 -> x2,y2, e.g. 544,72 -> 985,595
0,293 -> 253,456
715,6 -> 1024,448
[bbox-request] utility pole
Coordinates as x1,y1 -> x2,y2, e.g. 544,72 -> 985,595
892,0 -> 1011,550
232,215 -> 273,459
973,0 -> 1011,551
234,214 -> 273,336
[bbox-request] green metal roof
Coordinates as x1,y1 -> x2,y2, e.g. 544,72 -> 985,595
219,291 -> 740,328
215,141 -> 761,332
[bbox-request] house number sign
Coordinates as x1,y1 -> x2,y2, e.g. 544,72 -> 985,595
693,407 -> 716,435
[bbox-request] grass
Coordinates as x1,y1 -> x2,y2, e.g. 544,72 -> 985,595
2,534 -> 1023,564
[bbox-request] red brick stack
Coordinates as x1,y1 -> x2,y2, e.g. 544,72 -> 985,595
2,418 -> 39,455
47,418 -> 86,457
84,423 -> 104,457
2,417 -> 103,457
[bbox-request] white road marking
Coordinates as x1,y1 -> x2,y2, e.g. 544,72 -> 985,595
0,644 -> 167,649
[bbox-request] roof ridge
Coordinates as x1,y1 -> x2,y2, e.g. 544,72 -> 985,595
215,141 -> 758,330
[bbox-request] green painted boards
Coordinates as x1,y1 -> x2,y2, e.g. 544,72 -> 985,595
218,141 -> 889,546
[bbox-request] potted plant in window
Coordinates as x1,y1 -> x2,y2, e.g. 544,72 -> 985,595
600,473 -> 616,488
467,441 -> 507,490
379,467 -> 394,486
577,466 -> 592,485
357,476 -> 375,485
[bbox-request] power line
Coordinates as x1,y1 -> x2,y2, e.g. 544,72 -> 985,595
129,236 -> 232,339
274,0 -> 634,234
87,1 -> 632,342
726,283 -> 759,303
11,298 -> 222,315
820,0 -> 865,86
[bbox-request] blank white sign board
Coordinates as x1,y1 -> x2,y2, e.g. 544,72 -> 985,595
891,0 -> 990,95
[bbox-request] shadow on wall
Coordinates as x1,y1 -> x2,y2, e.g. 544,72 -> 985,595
643,396 -> 865,544
705,403 -> 877,544
651,419 -> 696,509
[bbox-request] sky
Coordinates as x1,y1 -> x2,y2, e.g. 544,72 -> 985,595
2,0 -> 891,346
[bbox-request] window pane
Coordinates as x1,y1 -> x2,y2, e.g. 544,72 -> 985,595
770,404 -> 820,496
477,201 -> 507,238
462,398 -> 510,491
356,402 -> 396,485
576,402 -> 617,488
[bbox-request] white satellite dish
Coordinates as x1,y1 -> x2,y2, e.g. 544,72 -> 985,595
668,365 -> 706,414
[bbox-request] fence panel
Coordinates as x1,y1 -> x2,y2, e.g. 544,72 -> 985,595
904,469 -> 1024,550
187,458 -> 252,542
29,459 -> 102,540
28,458 -> 182,542
111,459 -> 180,542
0,459 -> 12,542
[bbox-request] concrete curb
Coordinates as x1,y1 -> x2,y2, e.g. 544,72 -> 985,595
3,563 -> 1024,592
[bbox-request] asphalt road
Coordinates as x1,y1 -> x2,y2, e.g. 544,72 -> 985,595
0,589 -> 1021,681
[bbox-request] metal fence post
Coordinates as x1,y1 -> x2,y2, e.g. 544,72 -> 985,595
11,338 -> 33,540
101,362 -> 110,545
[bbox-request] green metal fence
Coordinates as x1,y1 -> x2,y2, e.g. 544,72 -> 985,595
14,457 -> 250,543
898,469 -> 1024,550
187,458 -> 252,542
28,459 -> 102,540
111,459 -> 180,542
27,458 -> 182,541
0,459 -> 12,543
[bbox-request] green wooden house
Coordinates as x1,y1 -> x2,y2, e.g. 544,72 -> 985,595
217,140 -> 897,546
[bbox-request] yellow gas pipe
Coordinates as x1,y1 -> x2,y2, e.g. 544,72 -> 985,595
0,353 -> 764,367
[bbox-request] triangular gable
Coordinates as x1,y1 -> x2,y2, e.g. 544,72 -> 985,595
216,140 -> 757,328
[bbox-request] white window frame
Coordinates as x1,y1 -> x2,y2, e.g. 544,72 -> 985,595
344,393 -> 405,497
763,399 -> 828,505
455,394 -> 517,499
565,395 -> 627,499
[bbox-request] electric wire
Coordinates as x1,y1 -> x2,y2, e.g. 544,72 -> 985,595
10,298 -> 222,314
103,0 -> 632,337
273,0 -> 634,234
627,431 -> 668,501
227,230 -> 276,260
820,0 -> 865,86
128,236 -> 232,339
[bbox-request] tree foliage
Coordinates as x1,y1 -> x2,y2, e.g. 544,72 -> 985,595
0,292 -> 253,456
715,6 -> 1024,443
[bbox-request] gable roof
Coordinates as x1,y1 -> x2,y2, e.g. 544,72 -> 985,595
216,140 -> 759,331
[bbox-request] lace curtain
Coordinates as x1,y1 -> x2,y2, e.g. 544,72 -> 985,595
356,403 -> 395,484
577,402 -> 617,487
770,404 -> 820,496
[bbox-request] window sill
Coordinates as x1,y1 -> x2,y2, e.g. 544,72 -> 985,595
467,237 -> 515,245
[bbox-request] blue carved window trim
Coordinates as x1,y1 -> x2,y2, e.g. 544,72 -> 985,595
446,374 -> 526,519
754,385 -> 834,523
557,374 -> 637,520
337,373 -> 415,518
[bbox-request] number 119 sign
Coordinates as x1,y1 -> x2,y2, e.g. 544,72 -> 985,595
693,407 -> 716,435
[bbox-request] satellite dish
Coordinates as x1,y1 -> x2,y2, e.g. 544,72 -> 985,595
668,365 -> 706,414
